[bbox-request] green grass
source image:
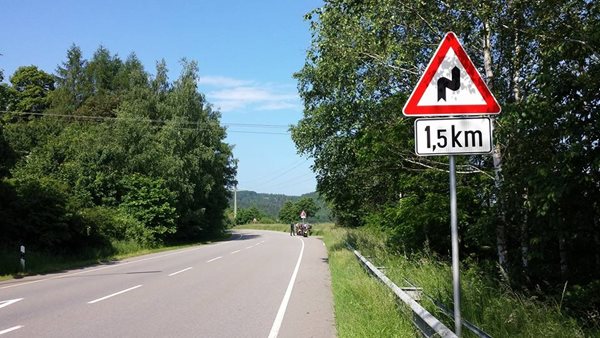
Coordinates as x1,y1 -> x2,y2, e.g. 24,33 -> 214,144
241,223 -> 596,338
346,227 -> 593,338
238,223 -> 417,337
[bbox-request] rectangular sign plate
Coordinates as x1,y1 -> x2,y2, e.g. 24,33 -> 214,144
414,117 -> 493,156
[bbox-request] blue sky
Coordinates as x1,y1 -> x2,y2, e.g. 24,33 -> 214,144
1,0 -> 322,196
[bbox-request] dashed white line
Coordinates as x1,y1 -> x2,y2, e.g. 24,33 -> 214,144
1,245 -> 205,290
246,246 -> 254,249
168,267 -> 192,277
206,256 -> 222,263
88,285 -> 143,304
231,250 -> 241,254
0,326 -> 23,335
0,298 -> 23,309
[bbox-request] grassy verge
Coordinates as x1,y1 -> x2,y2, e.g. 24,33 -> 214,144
346,226 -> 593,338
240,223 -> 596,337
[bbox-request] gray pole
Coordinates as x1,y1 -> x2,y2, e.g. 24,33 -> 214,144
234,186 -> 237,219
20,245 -> 25,272
449,155 -> 461,336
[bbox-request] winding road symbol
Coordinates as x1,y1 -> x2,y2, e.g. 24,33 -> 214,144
437,66 -> 460,101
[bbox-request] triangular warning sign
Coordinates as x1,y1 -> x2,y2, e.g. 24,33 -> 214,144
403,32 -> 501,116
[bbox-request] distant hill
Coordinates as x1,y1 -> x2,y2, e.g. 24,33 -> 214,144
230,191 -> 332,222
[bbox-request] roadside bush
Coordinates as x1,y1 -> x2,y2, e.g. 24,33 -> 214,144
118,173 -> 178,244
4,177 -> 73,251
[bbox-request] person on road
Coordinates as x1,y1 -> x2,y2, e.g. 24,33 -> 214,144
290,222 -> 295,236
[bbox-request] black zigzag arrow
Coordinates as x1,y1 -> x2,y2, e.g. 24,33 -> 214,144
437,66 -> 460,101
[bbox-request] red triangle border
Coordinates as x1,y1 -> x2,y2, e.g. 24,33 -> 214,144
402,32 -> 501,116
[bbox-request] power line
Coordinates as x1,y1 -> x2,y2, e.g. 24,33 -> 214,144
243,158 -> 309,187
1,111 -> 291,135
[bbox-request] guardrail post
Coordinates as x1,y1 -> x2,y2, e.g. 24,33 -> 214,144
20,245 -> 26,272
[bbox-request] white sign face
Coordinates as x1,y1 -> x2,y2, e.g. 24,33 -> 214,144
414,117 -> 493,156
417,48 -> 487,107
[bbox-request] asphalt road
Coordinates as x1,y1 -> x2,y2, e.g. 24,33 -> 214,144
0,230 -> 336,337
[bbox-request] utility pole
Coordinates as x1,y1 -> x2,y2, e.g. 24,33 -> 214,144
234,186 -> 237,219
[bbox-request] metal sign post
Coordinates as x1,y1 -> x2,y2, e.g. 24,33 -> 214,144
403,32 -> 502,337
449,156 -> 461,336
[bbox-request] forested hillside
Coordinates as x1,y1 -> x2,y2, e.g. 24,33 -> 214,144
292,0 -> 599,326
231,190 -> 331,222
0,45 -> 236,256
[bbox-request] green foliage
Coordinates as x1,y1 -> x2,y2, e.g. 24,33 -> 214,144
235,207 -> 264,225
293,0 -> 600,313
0,177 -> 74,251
278,200 -> 298,224
118,173 -> 177,244
231,190 -> 331,222
0,45 -> 236,256
278,196 -> 320,223
9,65 -> 55,113
343,226 -> 590,337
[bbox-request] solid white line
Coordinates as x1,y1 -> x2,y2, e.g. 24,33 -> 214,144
231,250 -> 241,254
206,256 -> 222,263
88,285 -> 142,304
168,267 -> 192,277
268,238 -> 305,338
0,326 -> 23,335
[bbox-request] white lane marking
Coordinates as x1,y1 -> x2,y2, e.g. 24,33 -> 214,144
88,285 -> 142,304
246,246 -> 254,249
0,326 -> 23,335
206,256 -> 222,263
268,238 -> 305,338
0,298 -> 23,309
168,267 -> 192,277
1,246 -> 205,290
231,250 -> 241,254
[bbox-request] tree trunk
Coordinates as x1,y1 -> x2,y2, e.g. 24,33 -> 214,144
512,10 -> 522,103
594,217 -> 600,270
484,19 -> 509,273
494,149 -> 508,272
558,230 -> 568,279
521,218 -> 529,269
521,192 -> 529,273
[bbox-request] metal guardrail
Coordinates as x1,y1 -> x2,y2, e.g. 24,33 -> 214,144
349,246 -> 458,338
402,278 -> 492,338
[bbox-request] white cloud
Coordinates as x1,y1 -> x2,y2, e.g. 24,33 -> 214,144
199,75 -> 301,113
198,76 -> 253,87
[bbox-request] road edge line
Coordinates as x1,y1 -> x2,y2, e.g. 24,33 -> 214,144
268,238 -> 305,338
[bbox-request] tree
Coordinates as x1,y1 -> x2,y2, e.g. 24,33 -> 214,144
279,201 -> 298,224
236,207 -> 263,225
9,66 -> 55,113
293,0 -> 600,293
278,197 -> 319,223
2,44 -> 237,254
50,44 -> 89,112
